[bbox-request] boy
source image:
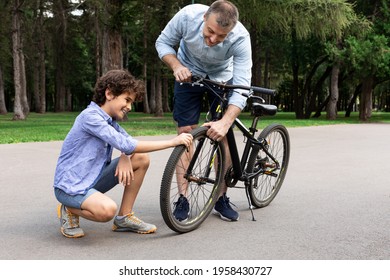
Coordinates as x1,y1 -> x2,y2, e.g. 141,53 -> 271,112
53,69 -> 192,238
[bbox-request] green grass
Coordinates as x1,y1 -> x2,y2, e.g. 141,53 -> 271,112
1,111 -> 389,144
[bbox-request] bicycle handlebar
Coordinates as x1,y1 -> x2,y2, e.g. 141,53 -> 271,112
193,77 -> 277,97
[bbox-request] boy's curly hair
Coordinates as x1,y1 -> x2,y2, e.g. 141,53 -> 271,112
93,69 -> 145,105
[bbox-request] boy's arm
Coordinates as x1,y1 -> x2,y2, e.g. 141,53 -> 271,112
133,133 -> 192,153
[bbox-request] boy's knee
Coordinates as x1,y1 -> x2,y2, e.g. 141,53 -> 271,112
135,153 -> 150,169
96,202 -> 117,222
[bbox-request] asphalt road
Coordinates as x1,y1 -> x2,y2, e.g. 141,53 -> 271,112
0,124 -> 389,261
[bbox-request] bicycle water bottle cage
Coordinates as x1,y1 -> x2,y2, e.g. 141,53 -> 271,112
251,103 -> 277,117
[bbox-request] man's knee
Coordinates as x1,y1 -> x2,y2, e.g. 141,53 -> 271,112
178,125 -> 196,134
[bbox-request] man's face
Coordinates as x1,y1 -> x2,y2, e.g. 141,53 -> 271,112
202,13 -> 231,47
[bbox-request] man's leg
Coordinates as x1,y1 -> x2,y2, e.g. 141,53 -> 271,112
213,137 -> 239,221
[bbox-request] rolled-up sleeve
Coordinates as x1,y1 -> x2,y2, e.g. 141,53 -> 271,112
228,34 -> 252,110
155,8 -> 187,60
82,113 -> 138,155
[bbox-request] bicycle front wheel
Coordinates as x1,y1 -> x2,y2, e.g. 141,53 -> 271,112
160,126 -> 225,233
247,124 -> 290,208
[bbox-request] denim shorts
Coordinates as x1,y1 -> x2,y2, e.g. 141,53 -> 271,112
173,79 -> 231,127
54,157 -> 120,209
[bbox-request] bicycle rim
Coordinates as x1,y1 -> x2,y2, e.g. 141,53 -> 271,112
247,124 -> 290,208
160,127 -> 224,233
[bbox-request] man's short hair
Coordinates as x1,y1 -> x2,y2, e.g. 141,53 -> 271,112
205,0 -> 239,29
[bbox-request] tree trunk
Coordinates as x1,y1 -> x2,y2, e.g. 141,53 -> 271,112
291,27 -> 303,119
53,0 -> 67,112
359,76 -> 373,121
142,8 -> 150,113
32,0 -> 45,113
12,0 -> 28,120
154,69 -> 163,117
94,4 -> 102,79
102,1 -> 123,73
0,65 -> 7,114
250,26 -> 262,87
326,64 -> 340,120
149,73 -> 156,113
303,58 -> 330,119
345,83 -> 361,117
39,29 -> 46,113
162,76 -> 170,112
66,87 -> 72,111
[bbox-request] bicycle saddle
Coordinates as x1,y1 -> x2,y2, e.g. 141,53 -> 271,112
251,103 -> 277,116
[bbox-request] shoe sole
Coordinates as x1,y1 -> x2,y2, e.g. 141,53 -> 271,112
60,227 -> 85,238
112,224 -> 157,234
212,209 -> 239,222
174,213 -> 189,222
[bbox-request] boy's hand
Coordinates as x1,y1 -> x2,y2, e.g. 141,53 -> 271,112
174,133 -> 193,148
115,154 -> 134,186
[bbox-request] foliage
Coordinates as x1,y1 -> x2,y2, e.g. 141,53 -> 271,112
0,0 -> 389,121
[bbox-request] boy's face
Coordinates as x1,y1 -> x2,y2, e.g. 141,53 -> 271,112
102,90 -> 136,120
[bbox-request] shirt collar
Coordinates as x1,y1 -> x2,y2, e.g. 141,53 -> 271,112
89,101 -> 113,125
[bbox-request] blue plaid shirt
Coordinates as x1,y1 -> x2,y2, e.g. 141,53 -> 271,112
53,102 -> 138,195
155,4 -> 252,110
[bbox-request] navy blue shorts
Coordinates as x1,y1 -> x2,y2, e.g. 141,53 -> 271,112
173,79 -> 231,127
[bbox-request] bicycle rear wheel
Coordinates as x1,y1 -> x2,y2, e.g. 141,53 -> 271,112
160,126 -> 225,233
247,124 -> 290,208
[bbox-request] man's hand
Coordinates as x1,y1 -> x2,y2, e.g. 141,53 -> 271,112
203,119 -> 230,142
162,54 -> 192,82
173,65 -> 192,82
203,105 -> 241,141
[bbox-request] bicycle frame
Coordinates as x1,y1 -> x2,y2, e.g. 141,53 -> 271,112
196,78 -> 278,186
160,77 -> 289,231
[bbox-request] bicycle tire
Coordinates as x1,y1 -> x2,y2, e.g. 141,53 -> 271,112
247,123 -> 290,208
160,126 -> 225,233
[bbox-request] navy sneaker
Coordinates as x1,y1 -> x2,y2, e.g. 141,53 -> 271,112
173,194 -> 189,221
213,193 -> 239,221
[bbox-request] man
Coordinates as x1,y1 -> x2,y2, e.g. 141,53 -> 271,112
155,0 -> 252,221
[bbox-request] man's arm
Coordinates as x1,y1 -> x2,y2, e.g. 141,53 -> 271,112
203,104 -> 241,141
162,54 -> 192,82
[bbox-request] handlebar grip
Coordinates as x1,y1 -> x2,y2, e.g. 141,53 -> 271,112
251,86 -> 276,96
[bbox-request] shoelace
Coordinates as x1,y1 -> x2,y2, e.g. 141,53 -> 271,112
222,196 -> 237,210
126,212 -> 142,225
174,196 -> 187,209
66,208 -> 80,228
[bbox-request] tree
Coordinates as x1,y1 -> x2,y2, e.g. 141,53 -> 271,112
102,0 -> 123,72
52,0 -> 69,112
12,0 -> 29,120
348,0 -> 390,120
31,0 -> 47,113
0,65 -> 7,114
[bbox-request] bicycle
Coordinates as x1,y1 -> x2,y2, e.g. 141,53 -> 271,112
160,76 -> 290,233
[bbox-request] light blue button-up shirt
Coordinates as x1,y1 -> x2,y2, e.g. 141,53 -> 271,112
155,4 -> 252,110
54,102 -> 138,195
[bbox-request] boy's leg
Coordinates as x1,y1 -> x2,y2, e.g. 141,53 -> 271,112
69,192 -> 117,222
112,153 -> 157,234
117,153 -> 150,215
